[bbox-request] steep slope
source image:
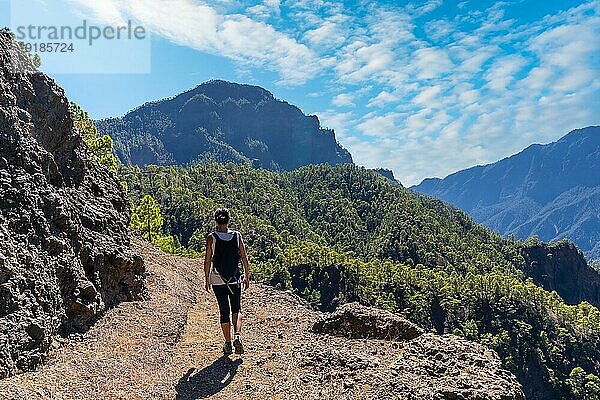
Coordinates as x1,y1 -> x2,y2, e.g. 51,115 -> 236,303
412,126 -> 600,259
0,30 -> 144,378
97,80 -> 352,171
0,239 -> 525,400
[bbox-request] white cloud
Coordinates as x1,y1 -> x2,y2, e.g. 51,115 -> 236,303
68,0 -> 600,186
457,88 -> 479,105
367,91 -> 399,107
412,47 -> 454,79
265,0 -> 281,10
246,0 -> 280,19
68,0 -> 321,84
68,0 -> 126,24
405,108 -> 450,134
520,66 -> 554,91
368,9 -> 415,44
407,0 -> 443,16
313,110 -> 355,139
425,19 -> 455,42
338,1 -> 600,185
451,43 -> 499,73
357,113 -> 402,137
413,85 -> 442,105
484,54 -> 528,91
332,93 -> 355,107
304,19 -> 348,50
336,41 -> 396,82
528,15 -> 600,93
531,22 -> 600,68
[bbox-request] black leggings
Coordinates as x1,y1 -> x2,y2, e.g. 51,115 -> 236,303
213,284 -> 241,324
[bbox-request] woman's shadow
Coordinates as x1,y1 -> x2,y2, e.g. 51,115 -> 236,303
176,355 -> 243,399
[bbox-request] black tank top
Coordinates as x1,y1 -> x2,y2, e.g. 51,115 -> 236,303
212,231 -> 241,281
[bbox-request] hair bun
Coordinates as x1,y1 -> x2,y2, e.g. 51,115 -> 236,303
214,207 -> 231,224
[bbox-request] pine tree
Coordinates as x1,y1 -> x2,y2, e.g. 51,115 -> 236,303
69,102 -> 118,173
131,195 -> 163,243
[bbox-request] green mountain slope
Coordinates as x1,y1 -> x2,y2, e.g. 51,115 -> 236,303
121,163 -> 600,400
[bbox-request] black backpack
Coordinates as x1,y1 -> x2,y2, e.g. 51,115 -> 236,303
212,231 -> 241,282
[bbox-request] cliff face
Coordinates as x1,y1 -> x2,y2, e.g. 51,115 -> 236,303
97,80 -> 353,171
0,29 -> 144,377
522,240 -> 600,307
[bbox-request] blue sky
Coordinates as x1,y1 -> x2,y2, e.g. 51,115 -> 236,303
2,0 -> 599,185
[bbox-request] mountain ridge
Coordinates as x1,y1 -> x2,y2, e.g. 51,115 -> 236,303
413,126 -> 600,259
122,162 -> 600,400
97,80 -> 352,171
1,27 -> 598,400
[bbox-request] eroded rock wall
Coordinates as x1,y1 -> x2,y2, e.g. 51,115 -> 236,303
0,29 -> 144,378
522,240 -> 600,307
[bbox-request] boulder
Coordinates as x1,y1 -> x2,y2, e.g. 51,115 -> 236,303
312,302 -> 424,341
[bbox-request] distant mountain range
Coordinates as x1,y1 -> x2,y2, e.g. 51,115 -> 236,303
413,126 -> 600,260
96,80 -> 352,171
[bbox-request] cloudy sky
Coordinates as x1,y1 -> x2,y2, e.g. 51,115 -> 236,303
3,0 -> 599,185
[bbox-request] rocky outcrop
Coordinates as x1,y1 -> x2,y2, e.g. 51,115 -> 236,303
373,168 -> 400,184
0,29 -> 144,378
310,303 -> 525,400
521,240 -> 600,307
389,333 -> 525,400
97,80 -> 353,171
312,302 -> 424,341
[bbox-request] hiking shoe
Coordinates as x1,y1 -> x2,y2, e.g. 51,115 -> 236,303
233,334 -> 244,354
223,341 -> 233,355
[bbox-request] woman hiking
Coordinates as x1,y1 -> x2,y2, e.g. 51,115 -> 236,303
204,208 -> 250,355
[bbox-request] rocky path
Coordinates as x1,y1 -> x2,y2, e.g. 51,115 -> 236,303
0,239 -> 524,400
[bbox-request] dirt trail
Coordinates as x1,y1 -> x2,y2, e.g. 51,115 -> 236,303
0,239 -> 396,400
0,239 -> 524,400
